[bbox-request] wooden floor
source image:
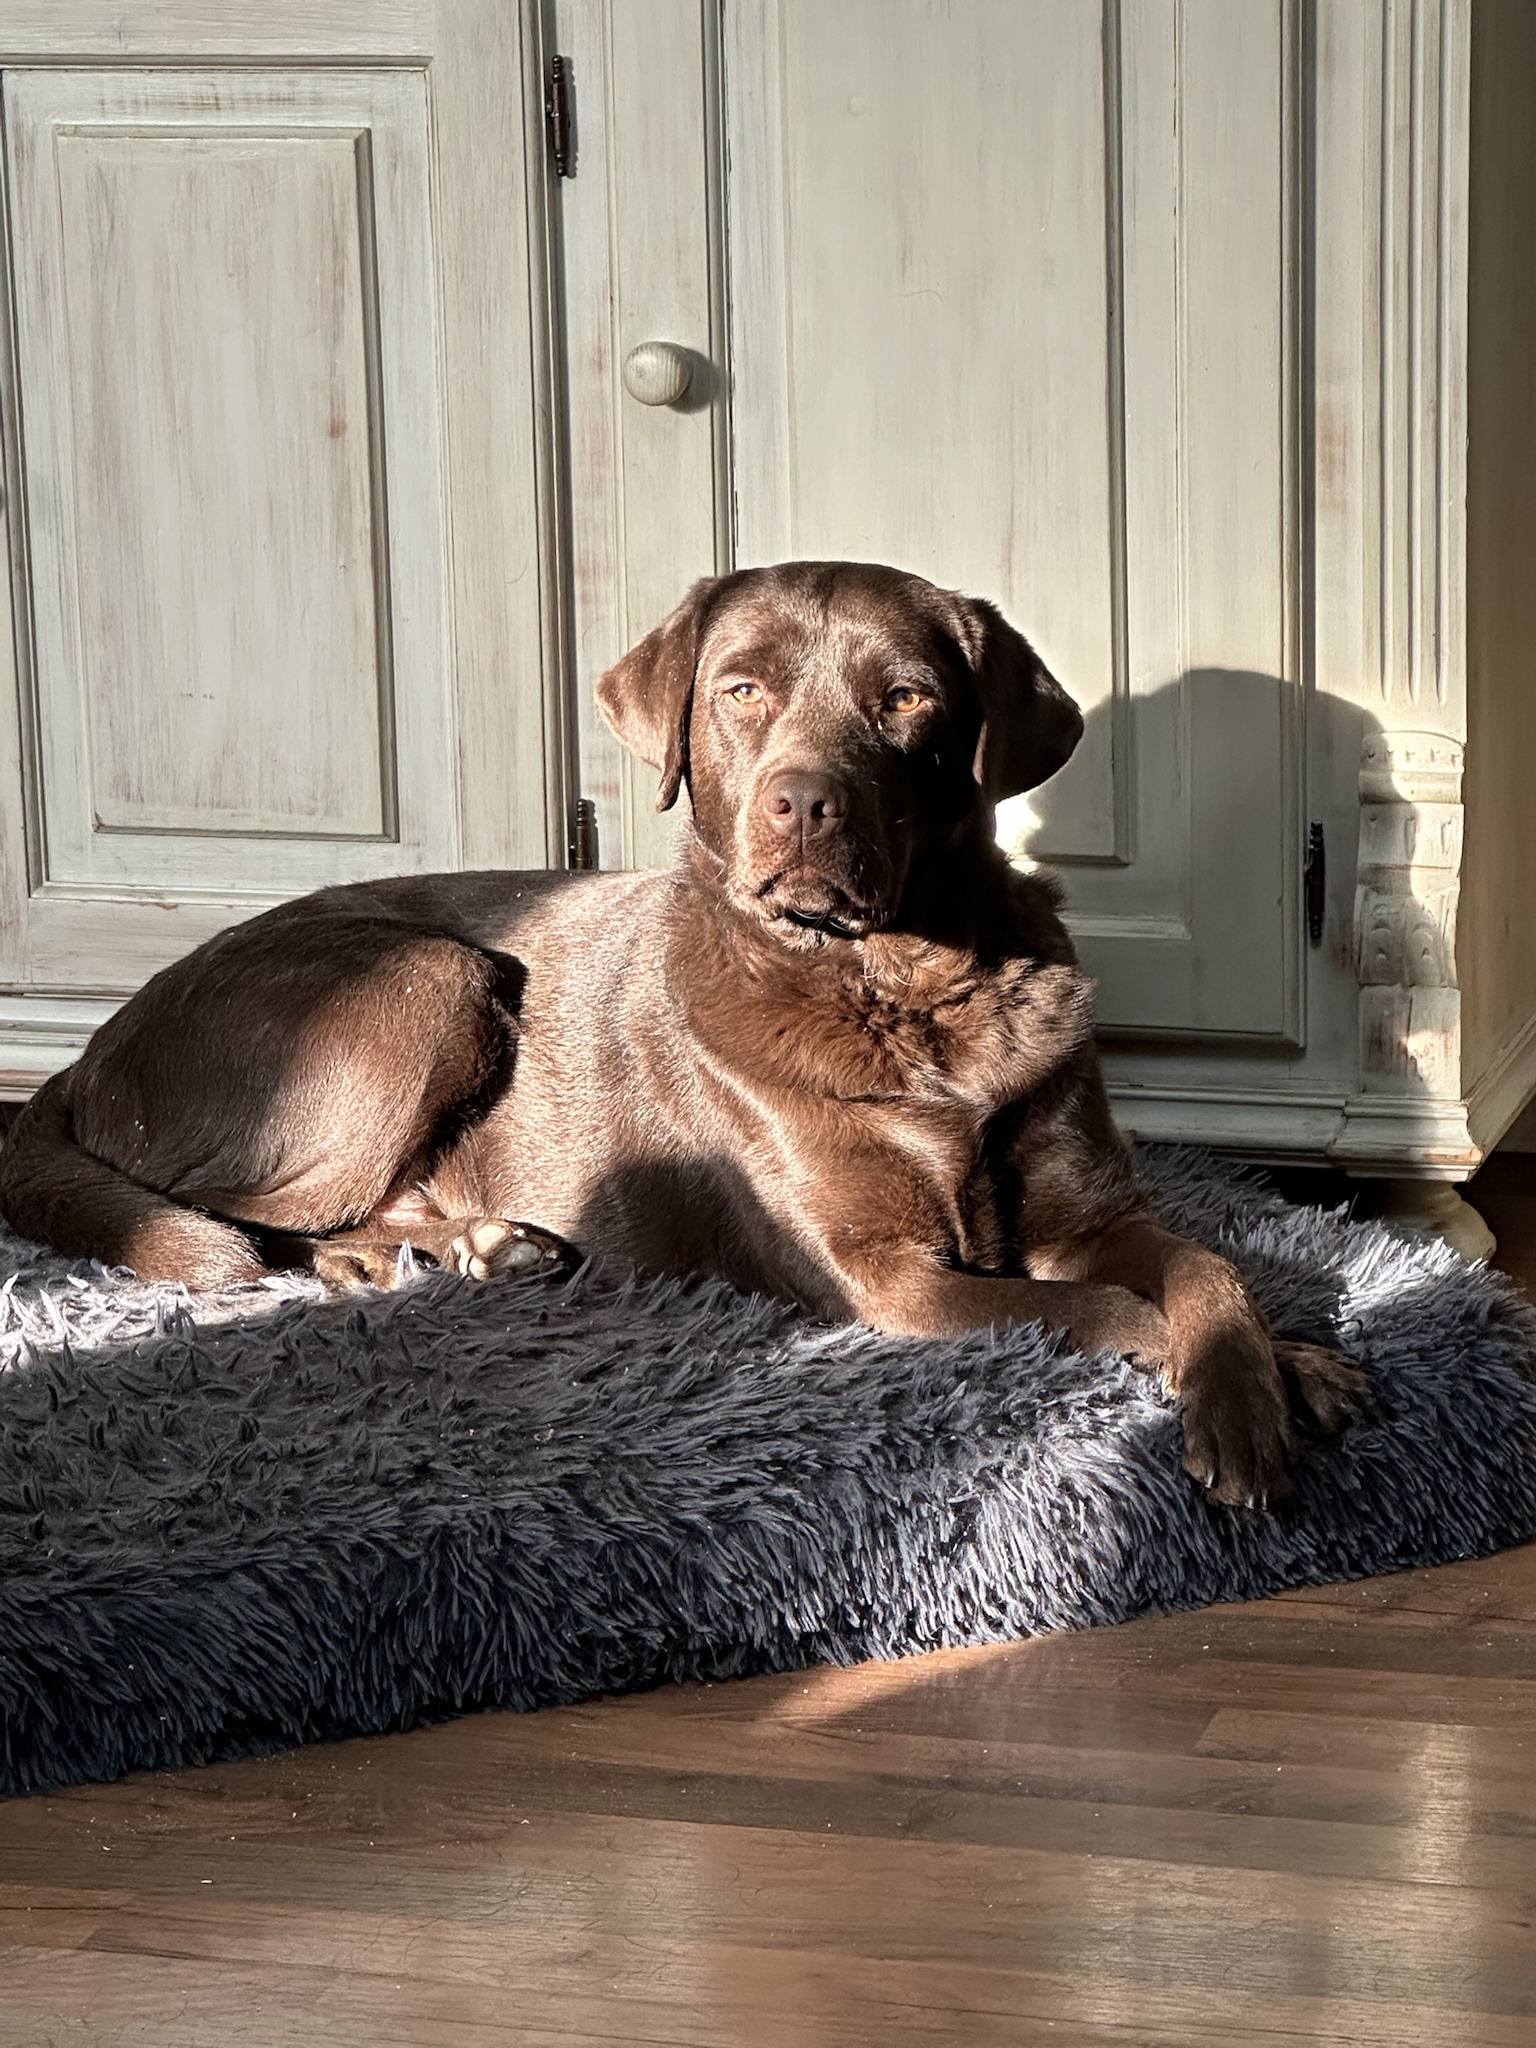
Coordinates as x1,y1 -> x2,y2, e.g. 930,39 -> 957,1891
3,1163 -> 1536,2047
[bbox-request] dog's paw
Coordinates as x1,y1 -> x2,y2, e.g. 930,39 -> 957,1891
447,1217 -> 576,1282
1177,1350 -> 1296,1513
1273,1339 -> 1378,1437
1067,1286 -> 1173,1374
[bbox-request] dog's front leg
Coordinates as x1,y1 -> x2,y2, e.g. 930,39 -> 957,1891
836,1259 -> 1174,1373
1034,1217 -> 1374,1508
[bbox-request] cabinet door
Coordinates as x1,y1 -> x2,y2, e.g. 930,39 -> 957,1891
719,0 -> 1304,1041
0,2 -> 561,1086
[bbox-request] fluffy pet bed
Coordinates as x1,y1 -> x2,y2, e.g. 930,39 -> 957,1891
1,1150 -> 1532,1799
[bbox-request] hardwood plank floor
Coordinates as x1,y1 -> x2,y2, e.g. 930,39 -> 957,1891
2,1160 -> 1535,2046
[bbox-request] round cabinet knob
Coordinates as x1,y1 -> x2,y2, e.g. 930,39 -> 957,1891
622,340 -> 693,407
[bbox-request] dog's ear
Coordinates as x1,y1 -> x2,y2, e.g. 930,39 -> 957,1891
596,578 -> 725,812
955,596 -> 1083,801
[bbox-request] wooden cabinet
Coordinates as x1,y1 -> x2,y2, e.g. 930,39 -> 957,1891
2,0 -> 1535,1189
558,0 -> 1536,1183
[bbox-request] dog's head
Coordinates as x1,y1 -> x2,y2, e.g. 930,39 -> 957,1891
596,561 -> 1082,940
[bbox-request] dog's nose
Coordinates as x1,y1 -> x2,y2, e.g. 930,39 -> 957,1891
760,770 -> 849,841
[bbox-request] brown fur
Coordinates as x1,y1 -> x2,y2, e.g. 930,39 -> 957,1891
0,562 -> 1372,1506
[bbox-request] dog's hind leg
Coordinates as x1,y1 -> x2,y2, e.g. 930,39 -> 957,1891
153,933 -> 518,1241
6,921 -> 523,1288
0,1070 -> 270,1285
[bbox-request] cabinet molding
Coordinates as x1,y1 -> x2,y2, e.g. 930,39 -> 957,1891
1376,0 -> 1469,720
1354,731 -> 1463,1107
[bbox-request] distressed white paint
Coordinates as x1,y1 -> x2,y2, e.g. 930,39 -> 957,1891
727,0 -> 1124,862
0,0 -> 1531,1190
51,120 -> 393,843
1332,0 -> 1480,1175
3,65 -> 461,936
553,0 -> 724,876
560,0 -> 1532,1171
0,3 -> 561,1052
719,0 -> 1301,1041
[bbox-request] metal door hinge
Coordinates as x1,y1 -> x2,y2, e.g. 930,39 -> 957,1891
570,796 -> 599,871
1304,821 -> 1325,944
546,54 -> 573,177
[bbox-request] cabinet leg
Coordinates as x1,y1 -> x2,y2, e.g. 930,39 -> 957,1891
1379,1180 -> 1496,1264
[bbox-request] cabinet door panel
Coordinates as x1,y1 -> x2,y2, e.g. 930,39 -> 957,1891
54,122 -> 393,843
6,66 -> 451,908
723,0 -> 1302,1040
0,3 -> 559,1060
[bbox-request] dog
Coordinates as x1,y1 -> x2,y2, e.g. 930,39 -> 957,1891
0,561 -> 1372,1507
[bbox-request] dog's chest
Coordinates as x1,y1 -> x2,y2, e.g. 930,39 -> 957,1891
851,1085 -> 1020,1269
794,951 -> 1094,1111
734,950 -> 1094,1269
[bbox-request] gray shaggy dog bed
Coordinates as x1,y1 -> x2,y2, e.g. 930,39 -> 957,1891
1,1150 -> 1532,1800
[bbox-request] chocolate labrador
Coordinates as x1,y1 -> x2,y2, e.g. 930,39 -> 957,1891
0,561 -> 1371,1506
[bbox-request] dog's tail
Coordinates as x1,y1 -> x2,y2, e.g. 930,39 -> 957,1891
0,1069 -> 266,1285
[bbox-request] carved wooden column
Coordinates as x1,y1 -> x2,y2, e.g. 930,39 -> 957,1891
1331,0 -> 1488,1234
1354,731 -> 1463,1104
1338,722 -> 1478,1178
1349,729 -> 1491,1254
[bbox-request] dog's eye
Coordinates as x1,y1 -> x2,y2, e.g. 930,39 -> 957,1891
727,681 -> 763,705
884,685 -> 926,714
